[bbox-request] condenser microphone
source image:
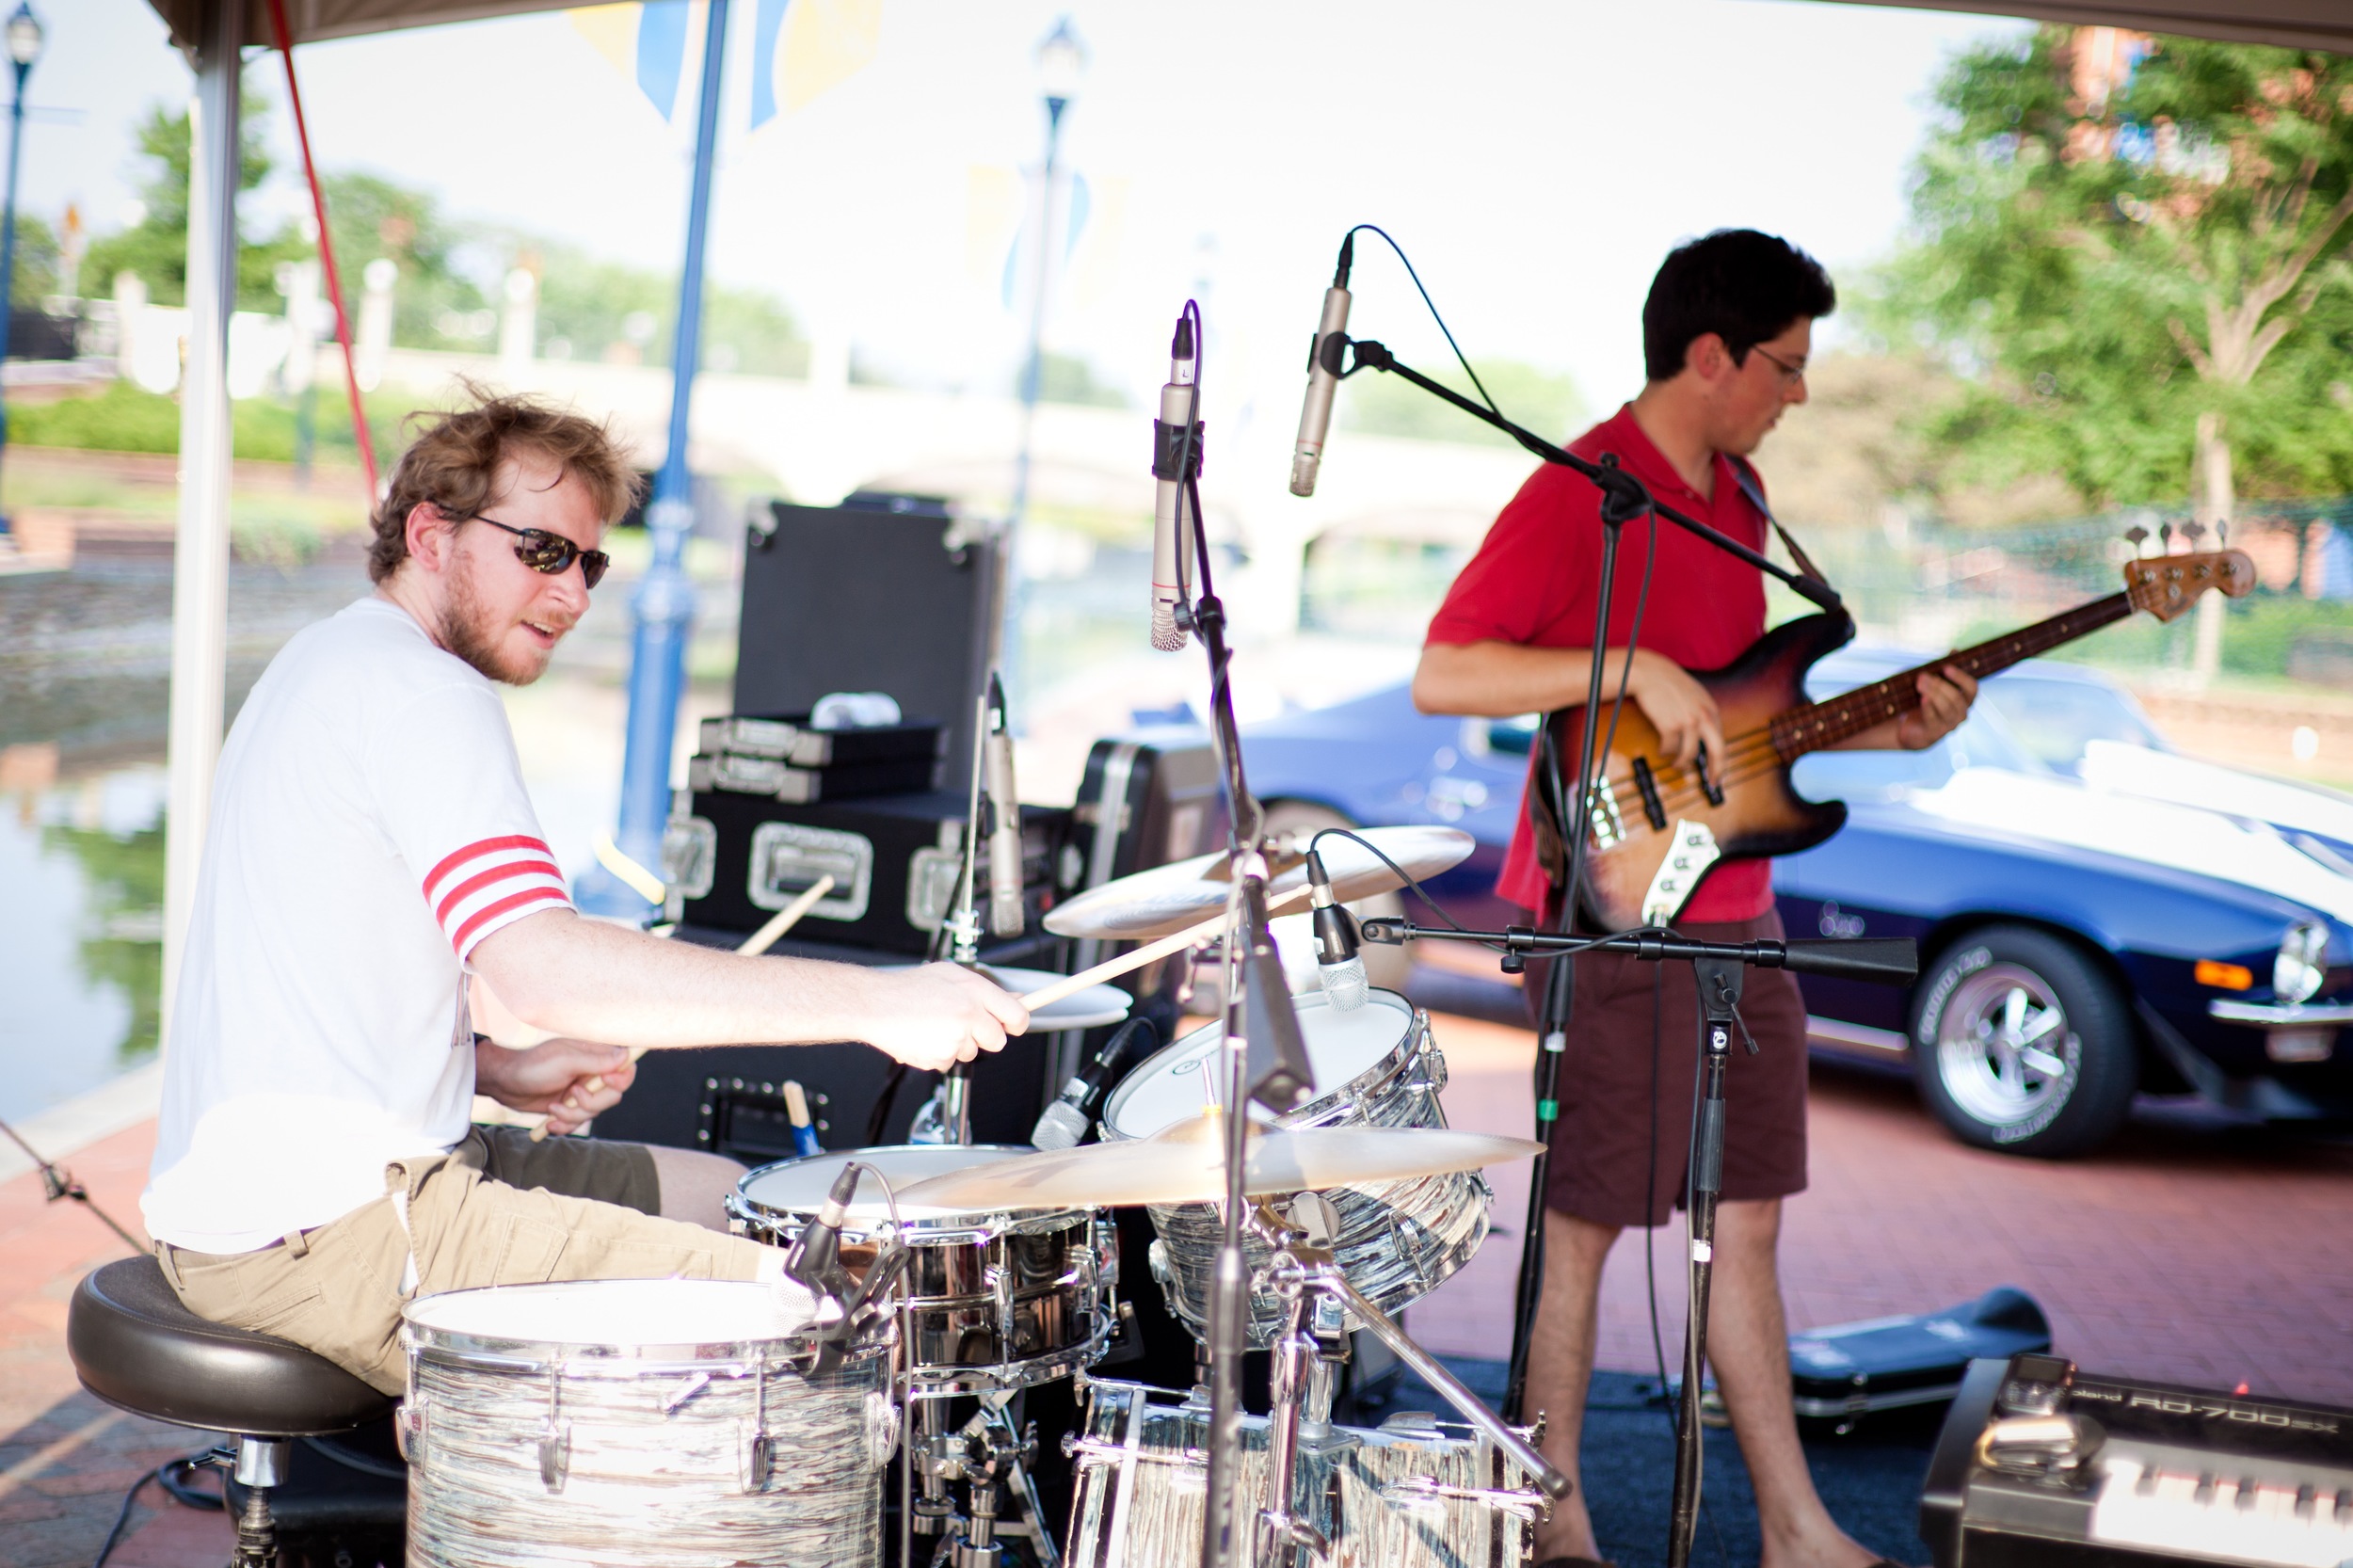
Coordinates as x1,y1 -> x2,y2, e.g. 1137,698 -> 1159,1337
782,1163 -> 860,1319
1305,847 -> 1368,1012
1030,1016 -> 1158,1151
1289,234 -> 1354,498
1150,314 -> 1199,651
984,673 -> 1025,936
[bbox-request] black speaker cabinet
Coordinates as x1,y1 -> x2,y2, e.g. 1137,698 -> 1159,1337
736,495 -> 998,790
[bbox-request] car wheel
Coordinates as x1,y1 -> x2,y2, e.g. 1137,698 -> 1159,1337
1908,925 -> 2137,1159
1257,800 -> 1412,996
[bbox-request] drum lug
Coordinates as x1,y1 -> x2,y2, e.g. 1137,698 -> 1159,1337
537,1422 -> 569,1493
394,1397 -> 425,1464
740,1426 -> 773,1492
865,1386 -> 902,1469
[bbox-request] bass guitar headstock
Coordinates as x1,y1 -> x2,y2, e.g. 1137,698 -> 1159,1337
2123,550 -> 2255,622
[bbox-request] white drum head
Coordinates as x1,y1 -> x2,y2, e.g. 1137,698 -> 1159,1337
881,965 -> 1133,1032
405,1277 -> 814,1349
737,1144 -> 1042,1223
1103,989 -> 1416,1139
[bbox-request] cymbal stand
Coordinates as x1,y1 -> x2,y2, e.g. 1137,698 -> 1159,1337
921,1397 -> 1055,1568
1248,1199 -> 1569,1568
911,690 -> 994,1148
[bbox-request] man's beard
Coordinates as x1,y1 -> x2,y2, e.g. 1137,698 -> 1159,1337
439,565 -> 552,686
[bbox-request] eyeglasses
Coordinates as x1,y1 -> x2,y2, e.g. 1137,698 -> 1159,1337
448,510 -> 611,589
1750,344 -> 1808,386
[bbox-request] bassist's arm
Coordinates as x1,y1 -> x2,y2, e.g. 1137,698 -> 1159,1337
1413,640 -> 1725,773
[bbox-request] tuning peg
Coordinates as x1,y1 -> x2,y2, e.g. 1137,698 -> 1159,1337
2158,522 -> 2172,550
2124,525 -> 2149,554
2217,518 -> 2229,545
2182,521 -> 2206,546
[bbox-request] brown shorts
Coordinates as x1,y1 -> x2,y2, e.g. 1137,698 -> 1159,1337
157,1128 -> 770,1394
1525,909 -> 1810,1228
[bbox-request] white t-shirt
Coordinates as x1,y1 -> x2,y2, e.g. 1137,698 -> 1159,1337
142,598 -> 573,1252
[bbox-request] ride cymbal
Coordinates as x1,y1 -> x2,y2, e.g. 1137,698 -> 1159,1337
1042,824 -> 1474,941
891,1118 -> 1541,1210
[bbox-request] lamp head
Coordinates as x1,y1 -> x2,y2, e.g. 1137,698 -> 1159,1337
1034,16 -> 1085,113
5,3 -> 40,71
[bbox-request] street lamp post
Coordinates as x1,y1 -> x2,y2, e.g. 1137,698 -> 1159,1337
0,1 -> 43,528
1000,16 -> 1085,701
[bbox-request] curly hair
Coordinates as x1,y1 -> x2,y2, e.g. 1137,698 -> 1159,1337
366,384 -> 643,584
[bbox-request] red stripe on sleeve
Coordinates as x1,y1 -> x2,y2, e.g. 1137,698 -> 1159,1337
449,886 -> 569,957
424,835 -> 552,901
433,859 -> 564,927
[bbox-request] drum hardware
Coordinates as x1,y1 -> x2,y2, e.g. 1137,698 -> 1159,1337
1040,826 -> 1474,943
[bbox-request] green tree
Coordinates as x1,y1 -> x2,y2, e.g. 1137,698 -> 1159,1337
79,80 -> 306,311
318,170 -> 486,348
1340,358 -> 1586,449
42,819 -> 167,1065
7,214 -> 59,306
1882,29 -> 2353,511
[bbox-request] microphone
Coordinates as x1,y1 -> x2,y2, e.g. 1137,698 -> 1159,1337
1030,1016 -> 1158,1151
782,1163 -> 861,1322
984,673 -> 1024,936
1150,314 -> 1200,651
1305,847 -> 1368,1011
1288,234 -> 1354,498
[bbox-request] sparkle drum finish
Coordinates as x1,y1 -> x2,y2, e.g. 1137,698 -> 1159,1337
399,1279 -> 894,1568
1064,1377 -> 1543,1568
728,1144 -> 1118,1396
1100,990 -> 1490,1347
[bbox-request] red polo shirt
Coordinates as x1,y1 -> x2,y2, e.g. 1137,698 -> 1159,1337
1424,403 -> 1776,923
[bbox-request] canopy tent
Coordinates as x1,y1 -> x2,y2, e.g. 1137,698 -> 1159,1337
134,0 -> 2353,1044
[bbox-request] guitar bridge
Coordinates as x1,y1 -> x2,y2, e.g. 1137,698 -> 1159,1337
1585,778 -> 1625,849
1693,742 -> 1725,808
1641,822 -> 1722,926
1629,757 -> 1667,832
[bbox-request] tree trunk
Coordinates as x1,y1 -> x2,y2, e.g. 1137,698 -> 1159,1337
2192,408 -> 2233,683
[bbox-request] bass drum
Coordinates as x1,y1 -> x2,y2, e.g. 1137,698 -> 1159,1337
1101,989 -> 1489,1346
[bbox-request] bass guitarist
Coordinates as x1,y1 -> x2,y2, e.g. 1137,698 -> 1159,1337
1412,229 -> 1975,1568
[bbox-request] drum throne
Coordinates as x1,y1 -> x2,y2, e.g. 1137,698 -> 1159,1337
67,1256 -> 399,1566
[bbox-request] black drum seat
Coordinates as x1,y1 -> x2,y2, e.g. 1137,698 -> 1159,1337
68,1256 -> 395,1436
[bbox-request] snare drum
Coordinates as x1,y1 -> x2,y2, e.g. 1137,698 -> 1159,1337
1064,1377 -> 1544,1568
400,1278 -> 893,1568
727,1144 -> 1118,1396
1102,989 -> 1489,1346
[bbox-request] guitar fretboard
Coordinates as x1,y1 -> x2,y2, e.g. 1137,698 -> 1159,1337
1768,593 -> 2134,760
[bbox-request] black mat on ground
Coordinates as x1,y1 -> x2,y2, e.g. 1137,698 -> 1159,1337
1381,1359 -> 1941,1568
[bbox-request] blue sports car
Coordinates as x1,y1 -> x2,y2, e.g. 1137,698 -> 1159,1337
1237,654 -> 2353,1158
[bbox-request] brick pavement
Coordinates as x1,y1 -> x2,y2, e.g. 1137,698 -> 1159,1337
1403,1010 -> 2353,1405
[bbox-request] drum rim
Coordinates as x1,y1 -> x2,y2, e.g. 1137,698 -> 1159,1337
1102,988 -> 1427,1140
730,1144 -> 1098,1232
399,1277 -> 888,1368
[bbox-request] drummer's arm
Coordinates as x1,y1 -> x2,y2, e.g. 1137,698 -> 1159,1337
469,908 -> 1027,1073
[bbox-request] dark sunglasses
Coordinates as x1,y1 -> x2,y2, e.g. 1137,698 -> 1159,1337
446,510 -> 611,589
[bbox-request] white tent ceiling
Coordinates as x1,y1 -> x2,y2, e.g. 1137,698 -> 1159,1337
143,0 -> 2353,50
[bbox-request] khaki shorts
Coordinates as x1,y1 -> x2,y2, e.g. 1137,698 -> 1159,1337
157,1128 -> 774,1394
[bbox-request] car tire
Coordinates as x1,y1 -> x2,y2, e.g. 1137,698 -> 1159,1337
1257,800 -> 1413,996
1908,925 -> 2137,1159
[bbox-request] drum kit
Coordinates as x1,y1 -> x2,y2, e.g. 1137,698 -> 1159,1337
393,825 -> 1568,1568
393,298 -> 1571,1567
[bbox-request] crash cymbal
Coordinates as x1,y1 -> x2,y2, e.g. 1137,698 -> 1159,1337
891,1118 -> 1541,1210
1043,824 -> 1475,941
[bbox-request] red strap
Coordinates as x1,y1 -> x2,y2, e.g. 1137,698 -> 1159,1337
265,0 -> 379,501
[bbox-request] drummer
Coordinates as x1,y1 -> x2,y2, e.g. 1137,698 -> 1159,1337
139,390 -> 1028,1394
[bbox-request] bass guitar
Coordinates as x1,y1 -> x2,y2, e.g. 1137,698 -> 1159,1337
1529,550 -> 2257,930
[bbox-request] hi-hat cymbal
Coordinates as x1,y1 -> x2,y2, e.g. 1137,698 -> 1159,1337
892,1118 -> 1541,1210
1043,824 -> 1474,941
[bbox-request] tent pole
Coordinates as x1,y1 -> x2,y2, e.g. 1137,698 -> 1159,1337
159,0 -> 240,1051
579,0 -> 730,918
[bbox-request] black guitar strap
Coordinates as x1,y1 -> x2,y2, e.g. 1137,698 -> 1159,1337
1726,454 -> 1833,596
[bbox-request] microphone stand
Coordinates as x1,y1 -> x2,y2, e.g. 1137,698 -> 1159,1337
1158,304 -> 1317,1568
1365,919 -> 1913,1568
1324,335 -> 1848,1433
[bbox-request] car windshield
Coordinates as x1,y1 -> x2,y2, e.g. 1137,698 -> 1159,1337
1795,658 -> 2046,799
1975,675 -> 2168,775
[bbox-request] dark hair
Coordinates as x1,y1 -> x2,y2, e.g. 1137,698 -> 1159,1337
367,383 -> 642,584
1641,230 -> 1835,382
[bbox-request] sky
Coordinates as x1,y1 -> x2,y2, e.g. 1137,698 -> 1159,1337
55,0 -> 2026,432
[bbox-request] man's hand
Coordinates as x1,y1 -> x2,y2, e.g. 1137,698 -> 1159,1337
475,1036 -> 637,1138
1625,648 -> 1725,779
1897,664 -> 1977,751
855,964 -> 1029,1072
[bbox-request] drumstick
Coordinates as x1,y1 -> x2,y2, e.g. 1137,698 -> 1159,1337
1016,881 -> 1315,1014
528,874 -> 837,1142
